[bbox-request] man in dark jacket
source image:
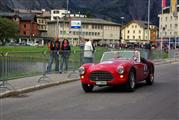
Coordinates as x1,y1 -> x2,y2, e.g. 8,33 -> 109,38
47,37 -> 61,73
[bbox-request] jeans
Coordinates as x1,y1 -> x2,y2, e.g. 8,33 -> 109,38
60,55 -> 69,72
47,50 -> 59,72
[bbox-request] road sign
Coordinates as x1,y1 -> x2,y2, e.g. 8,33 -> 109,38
71,20 -> 81,29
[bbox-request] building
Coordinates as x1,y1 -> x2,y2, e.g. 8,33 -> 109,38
51,9 -> 70,21
0,12 -> 20,22
35,10 -> 51,37
121,20 -> 158,44
47,18 -> 121,45
51,9 -> 87,21
158,5 -> 179,40
18,14 -> 39,38
0,12 -> 39,39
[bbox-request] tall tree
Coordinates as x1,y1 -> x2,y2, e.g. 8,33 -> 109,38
0,17 -> 18,46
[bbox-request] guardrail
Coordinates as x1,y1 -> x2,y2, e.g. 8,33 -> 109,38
0,48 -> 170,90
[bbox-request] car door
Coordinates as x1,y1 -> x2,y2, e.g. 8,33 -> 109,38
134,62 -> 145,81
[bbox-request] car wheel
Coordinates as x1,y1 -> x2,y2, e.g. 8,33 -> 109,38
82,83 -> 94,92
146,74 -> 154,85
126,70 -> 136,92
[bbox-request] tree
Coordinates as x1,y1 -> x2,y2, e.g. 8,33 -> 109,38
0,17 -> 18,46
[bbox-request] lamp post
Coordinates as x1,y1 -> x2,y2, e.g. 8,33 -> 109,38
120,16 -> 125,25
120,17 -> 125,43
147,0 -> 151,44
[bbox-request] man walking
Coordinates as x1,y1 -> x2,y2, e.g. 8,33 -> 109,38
47,37 -> 61,73
83,39 -> 94,63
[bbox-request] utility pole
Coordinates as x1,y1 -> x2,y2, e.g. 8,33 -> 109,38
147,0 -> 151,44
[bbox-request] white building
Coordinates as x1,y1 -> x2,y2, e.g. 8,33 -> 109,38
121,20 -> 158,44
51,9 -> 70,21
51,9 -> 87,21
158,5 -> 179,39
47,18 -> 121,46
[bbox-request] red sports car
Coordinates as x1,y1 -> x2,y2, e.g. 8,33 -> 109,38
79,51 -> 154,92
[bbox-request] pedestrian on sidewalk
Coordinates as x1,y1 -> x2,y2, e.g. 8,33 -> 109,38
83,39 -> 95,64
47,37 -> 61,73
60,38 -> 71,73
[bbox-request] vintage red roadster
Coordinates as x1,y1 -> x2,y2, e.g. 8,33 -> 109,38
79,51 -> 154,92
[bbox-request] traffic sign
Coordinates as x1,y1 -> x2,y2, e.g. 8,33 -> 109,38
71,20 -> 81,29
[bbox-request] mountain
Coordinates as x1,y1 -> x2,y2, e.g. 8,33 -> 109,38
0,0 -> 176,25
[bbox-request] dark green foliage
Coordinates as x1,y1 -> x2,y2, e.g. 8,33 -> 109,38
0,17 -> 18,45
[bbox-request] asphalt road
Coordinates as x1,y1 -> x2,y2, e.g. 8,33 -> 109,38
0,63 -> 178,120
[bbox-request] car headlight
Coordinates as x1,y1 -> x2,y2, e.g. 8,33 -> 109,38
79,67 -> 85,75
117,66 -> 124,74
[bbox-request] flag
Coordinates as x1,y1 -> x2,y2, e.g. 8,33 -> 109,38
170,0 -> 177,16
162,0 -> 167,8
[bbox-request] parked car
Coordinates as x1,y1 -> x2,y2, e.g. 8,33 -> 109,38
79,50 -> 155,92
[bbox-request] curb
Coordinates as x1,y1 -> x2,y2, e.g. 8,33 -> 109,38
154,59 -> 176,65
0,78 -> 79,99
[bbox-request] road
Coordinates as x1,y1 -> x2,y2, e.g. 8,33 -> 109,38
0,63 -> 178,120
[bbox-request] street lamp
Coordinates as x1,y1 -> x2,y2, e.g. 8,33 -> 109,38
147,0 -> 151,44
120,16 -> 125,25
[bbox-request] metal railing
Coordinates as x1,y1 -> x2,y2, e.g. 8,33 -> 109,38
0,48 -> 171,90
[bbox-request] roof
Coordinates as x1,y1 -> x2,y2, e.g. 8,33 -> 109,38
48,17 -> 121,26
19,13 -> 35,21
0,12 -> 17,17
121,20 -> 153,29
0,12 -> 35,21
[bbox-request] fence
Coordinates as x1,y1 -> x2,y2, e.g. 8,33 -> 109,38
0,48 -> 171,90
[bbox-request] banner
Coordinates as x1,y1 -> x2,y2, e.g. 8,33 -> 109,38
170,0 -> 177,16
162,0 -> 166,8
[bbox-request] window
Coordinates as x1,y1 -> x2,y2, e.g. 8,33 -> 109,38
165,17 -> 167,21
24,24 -> 26,28
53,11 -> 59,14
133,36 -> 135,39
23,31 -> 26,35
127,36 -> 129,39
175,24 -> 178,28
139,36 -> 141,39
139,30 -> 141,34
128,30 -> 130,33
133,31 -> 135,34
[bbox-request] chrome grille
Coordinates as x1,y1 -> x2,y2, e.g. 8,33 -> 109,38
90,71 -> 113,81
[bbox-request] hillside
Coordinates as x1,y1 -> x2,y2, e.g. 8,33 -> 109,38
0,0 -> 175,25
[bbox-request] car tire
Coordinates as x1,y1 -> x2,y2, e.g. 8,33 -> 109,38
126,70 -> 136,92
146,74 -> 154,85
82,83 -> 94,92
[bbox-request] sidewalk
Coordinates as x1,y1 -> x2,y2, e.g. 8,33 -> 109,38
0,70 -> 80,98
0,58 -> 177,98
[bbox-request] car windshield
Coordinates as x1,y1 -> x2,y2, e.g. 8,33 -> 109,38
100,51 -> 140,62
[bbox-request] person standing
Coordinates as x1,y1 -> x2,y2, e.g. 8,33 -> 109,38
83,39 -> 94,63
47,37 -> 61,73
60,39 -> 71,73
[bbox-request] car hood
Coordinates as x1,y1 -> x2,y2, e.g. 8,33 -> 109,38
88,60 -> 132,72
